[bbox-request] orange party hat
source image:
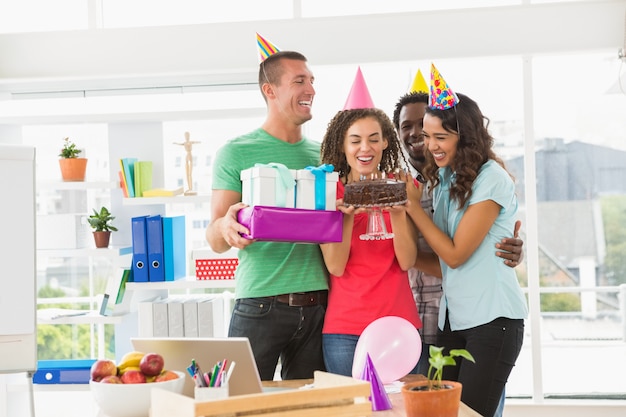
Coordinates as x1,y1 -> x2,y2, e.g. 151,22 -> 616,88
343,67 -> 375,110
409,69 -> 428,94
257,32 -> 280,62
429,63 -> 459,110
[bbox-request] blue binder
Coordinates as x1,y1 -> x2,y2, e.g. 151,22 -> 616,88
32,359 -> 96,384
163,215 -> 186,281
131,215 -> 149,282
146,215 -> 165,282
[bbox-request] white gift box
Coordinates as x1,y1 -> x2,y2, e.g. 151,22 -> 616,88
295,169 -> 339,211
240,165 -> 296,208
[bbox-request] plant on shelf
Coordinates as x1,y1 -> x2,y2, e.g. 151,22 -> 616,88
88,206 -> 118,248
401,346 -> 475,417
59,136 -> 82,158
58,137 -> 88,181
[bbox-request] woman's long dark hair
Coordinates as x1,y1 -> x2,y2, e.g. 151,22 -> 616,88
320,108 -> 404,182
422,93 -> 511,208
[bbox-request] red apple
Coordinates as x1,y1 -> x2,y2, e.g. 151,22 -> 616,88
120,369 -> 147,384
100,375 -> 122,384
90,359 -> 117,382
154,370 -> 179,382
139,352 -> 165,377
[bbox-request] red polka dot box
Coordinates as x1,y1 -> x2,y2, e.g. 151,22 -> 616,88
193,247 -> 238,280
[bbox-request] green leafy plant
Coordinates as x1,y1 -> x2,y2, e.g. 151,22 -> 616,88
88,207 -> 118,232
58,137 -> 82,159
426,345 -> 475,390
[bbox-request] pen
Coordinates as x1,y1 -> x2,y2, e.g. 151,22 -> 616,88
215,359 -> 228,387
208,363 -> 220,387
224,361 -> 236,385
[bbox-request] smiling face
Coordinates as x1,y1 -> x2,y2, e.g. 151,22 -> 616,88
343,116 -> 389,182
398,101 -> 428,171
266,58 -> 315,126
423,112 -> 459,170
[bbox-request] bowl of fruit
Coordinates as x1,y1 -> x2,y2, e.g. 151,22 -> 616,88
90,351 -> 185,417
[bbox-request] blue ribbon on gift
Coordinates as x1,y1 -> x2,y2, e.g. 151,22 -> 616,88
254,162 -> 295,207
304,164 -> 335,210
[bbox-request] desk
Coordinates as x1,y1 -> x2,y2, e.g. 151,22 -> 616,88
263,375 -> 482,417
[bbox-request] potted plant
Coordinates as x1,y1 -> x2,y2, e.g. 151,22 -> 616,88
401,346 -> 475,417
58,137 -> 88,181
88,206 -> 118,248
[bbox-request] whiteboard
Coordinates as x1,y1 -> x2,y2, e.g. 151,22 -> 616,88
0,144 -> 37,373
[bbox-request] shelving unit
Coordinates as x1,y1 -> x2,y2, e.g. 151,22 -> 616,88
35,180 -> 126,359
121,194 -> 211,206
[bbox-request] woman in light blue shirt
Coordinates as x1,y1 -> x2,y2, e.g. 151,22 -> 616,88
406,91 -> 528,417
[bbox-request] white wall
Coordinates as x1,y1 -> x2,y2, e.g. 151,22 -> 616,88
0,1 -> 623,95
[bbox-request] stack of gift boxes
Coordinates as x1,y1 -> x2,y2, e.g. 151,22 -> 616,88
238,163 -> 343,243
195,163 -> 342,280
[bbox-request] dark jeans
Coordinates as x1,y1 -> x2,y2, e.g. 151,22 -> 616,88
324,333 -> 423,379
437,315 -> 524,417
322,333 -> 359,377
228,297 -> 326,381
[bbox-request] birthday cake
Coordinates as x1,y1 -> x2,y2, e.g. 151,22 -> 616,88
343,179 -> 407,207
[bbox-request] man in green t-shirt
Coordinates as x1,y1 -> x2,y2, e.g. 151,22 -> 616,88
206,51 -> 328,380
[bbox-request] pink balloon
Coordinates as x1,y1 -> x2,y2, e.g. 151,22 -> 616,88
352,316 -> 422,384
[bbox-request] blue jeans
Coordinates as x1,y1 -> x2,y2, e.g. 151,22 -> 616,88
438,315 -> 524,417
228,297 -> 326,380
322,334 -> 359,377
326,333 -> 423,379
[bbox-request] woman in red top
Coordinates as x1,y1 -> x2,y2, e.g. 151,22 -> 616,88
319,107 -> 421,377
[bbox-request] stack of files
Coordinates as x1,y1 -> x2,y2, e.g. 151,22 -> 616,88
119,158 -> 153,198
131,215 -> 186,282
100,268 -> 132,316
137,296 -> 224,338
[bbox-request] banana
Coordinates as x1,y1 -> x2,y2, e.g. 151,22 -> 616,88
117,365 -> 141,376
117,351 -> 145,373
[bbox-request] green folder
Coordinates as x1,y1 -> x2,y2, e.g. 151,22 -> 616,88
134,161 -> 153,197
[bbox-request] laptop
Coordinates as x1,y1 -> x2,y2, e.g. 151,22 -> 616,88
131,337 -> 263,398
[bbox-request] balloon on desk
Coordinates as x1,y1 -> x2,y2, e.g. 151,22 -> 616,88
352,316 -> 422,384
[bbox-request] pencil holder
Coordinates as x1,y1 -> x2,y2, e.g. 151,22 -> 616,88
194,384 -> 229,401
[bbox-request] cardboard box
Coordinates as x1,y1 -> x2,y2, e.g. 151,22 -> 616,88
295,169 -> 339,210
37,214 -> 89,249
237,206 -> 343,244
240,165 -> 296,208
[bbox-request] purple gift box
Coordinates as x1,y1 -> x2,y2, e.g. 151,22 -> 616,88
237,205 -> 343,243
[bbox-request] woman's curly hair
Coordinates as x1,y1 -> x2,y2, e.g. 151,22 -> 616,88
422,93 -> 511,208
320,108 -> 405,183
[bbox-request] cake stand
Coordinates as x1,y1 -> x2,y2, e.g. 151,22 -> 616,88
360,206 -> 394,241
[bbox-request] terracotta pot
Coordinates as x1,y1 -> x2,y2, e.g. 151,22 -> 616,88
59,158 -> 88,181
401,380 -> 462,417
93,231 -> 111,248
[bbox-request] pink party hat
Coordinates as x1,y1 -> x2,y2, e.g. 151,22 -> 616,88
409,68 -> 428,94
343,67 -> 375,110
429,63 -> 460,110
257,32 -> 280,62
359,353 -> 392,411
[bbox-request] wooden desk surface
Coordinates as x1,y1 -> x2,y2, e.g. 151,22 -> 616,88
263,375 -> 482,417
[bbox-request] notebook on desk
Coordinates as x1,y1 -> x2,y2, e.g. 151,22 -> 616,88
131,337 -> 263,397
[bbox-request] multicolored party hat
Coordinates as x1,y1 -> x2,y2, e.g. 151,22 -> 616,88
409,68 -> 428,94
429,63 -> 460,110
343,67 -> 375,110
359,353 -> 392,411
257,32 -> 280,62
